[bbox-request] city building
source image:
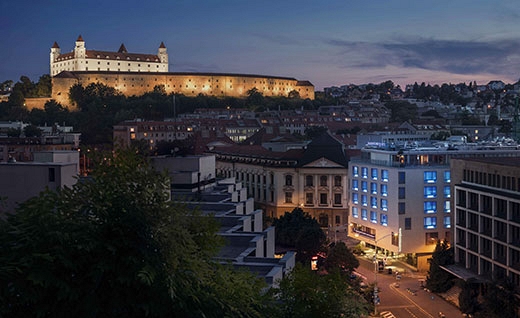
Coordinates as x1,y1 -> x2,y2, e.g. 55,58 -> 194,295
348,141 -> 520,271
449,157 -> 520,290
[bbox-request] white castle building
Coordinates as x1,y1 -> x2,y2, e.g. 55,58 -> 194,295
50,35 -> 168,76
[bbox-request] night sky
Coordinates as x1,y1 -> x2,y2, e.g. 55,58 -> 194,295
2,0 -> 520,90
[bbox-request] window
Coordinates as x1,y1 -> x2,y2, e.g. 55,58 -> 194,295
361,167 -> 368,178
334,193 -> 342,206
398,187 -> 406,199
361,195 -> 368,206
370,182 -> 377,194
370,211 -> 377,223
48,168 -> 55,182
426,232 -> 439,244
444,201 -> 451,213
398,171 -> 406,184
352,166 -> 359,177
285,192 -> 292,203
380,214 -> 388,226
361,209 -> 368,221
352,179 -> 359,191
380,184 -> 388,196
320,175 -> 328,186
352,207 -> 359,218
405,217 -> 412,230
305,175 -> 314,186
424,201 -> 437,214
361,181 -> 368,192
444,171 -> 451,183
352,193 -> 359,204
320,193 -> 328,205
424,186 -> 437,198
334,176 -> 342,187
306,193 -> 314,205
444,216 -> 451,228
444,186 -> 451,198
399,202 -> 406,214
335,215 -> 341,225
424,217 -> 437,229
381,199 -> 388,211
424,171 -> 437,183
371,168 -> 378,180
285,175 -> 293,186
382,169 -> 389,182
371,196 -> 377,208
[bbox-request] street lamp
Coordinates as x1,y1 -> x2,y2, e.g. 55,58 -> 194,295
372,232 -> 398,316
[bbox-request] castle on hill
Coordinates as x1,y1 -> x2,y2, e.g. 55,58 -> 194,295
50,36 -> 314,108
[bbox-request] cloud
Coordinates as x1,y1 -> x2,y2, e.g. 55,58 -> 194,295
324,37 -> 520,78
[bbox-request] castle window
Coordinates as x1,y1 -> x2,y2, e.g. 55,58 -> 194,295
118,63 -> 120,66
148,64 -> 150,67
128,63 -> 130,66
98,61 -> 100,64
138,64 -> 140,67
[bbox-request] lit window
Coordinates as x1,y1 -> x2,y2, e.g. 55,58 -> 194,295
382,169 -> 389,182
380,199 -> 388,211
444,216 -> 451,228
424,217 -> 437,229
361,167 -> 368,178
424,186 -> 437,198
306,193 -> 314,205
361,181 -> 368,192
370,211 -> 377,223
352,179 -> 359,191
380,214 -> 388,226
444,186 -> 451,198
424,171 -> 437,183
352,207 -> 359,218
424,201 -> 437,214
352,166 -> 359,177
371,168 -> 378,180
361,209 -> 368,221
444,201 -> 451,213
444,171 -> 451,183
371,182 -> 377,194
371,196 -> 377,208
352,193 -> 359,204
380,184 -> 388,196
361,195 -> 368,206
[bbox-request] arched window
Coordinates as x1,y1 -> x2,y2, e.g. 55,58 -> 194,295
320,175 -> 328,186
285,174 -> 293,186
305,175 -> 314,187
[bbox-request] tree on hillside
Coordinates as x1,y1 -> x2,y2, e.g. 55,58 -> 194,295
385,100 -> 418,122
0,148 -> 269,318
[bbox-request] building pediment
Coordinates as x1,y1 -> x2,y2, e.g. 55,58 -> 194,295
302,157 -> 343,168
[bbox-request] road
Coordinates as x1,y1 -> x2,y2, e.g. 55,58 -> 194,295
356,256 -> 461,318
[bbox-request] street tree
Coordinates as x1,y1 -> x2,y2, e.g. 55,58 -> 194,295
323,241 -> 359,274
426,240 -> 455,293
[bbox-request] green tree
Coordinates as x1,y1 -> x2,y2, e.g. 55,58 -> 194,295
479,279 -> 518,318
323,242 -> 359,274
0,148 -> 269,318
246,87 -> 264,107
458,278 -> 480,315
385,100 -> 418,122
426,240 -> 455,293
6,127 -> 20,137
23,124 -> 42,137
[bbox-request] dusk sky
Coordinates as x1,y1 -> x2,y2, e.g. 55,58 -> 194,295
1,0 -> 519,90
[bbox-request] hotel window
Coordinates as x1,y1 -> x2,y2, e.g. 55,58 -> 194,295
398,171 -> 406,184
352,207 -> 359,218
444,186 -> 451,198
444,171 -> 451,183
424,186 -> 437,198
285,192 -> 292,203
398,187 -> 405,199
361,195 -> 368,206
361,209 -> 368,221
285,175 -> 293,186
352,179 -> 359,191
361,167 -> 368,178
371,168 -> 378,180
334,193 -> 342,206
424,217 -> 437,229
371,196 -> 377,208
352,193 -> 359,204
370,211 -> 377,223
444,201 -> 451,213
398,202 -> 406,214
361,181 -> 368,192
305,175 -> 314,187
370,182 -> 377,194
334,175 -> 342,187
320,175 -> 328,186
444,216 -> 451,228
352,166 -> 359,177
424,171 -> 437,183
380,184 -> 388,196
424,201 -> 437,214
382,169 -> 389,182
320,193 -> 328,205
380,214 -> 388,226
380,199 -> 388,211
405,217 -> 412,230
306,193 -> 314,205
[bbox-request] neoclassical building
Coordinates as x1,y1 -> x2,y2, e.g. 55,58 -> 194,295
50,36 -> 315,107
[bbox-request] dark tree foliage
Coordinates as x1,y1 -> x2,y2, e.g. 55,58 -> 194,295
458,278 -> 480,315
323,242 -> 359,274
273,208 -> 326,264
304,125 -> 328,139
477,279 -> 519,318
425,240 -> 455,293
384,100 -> 418,122
0,148 -> 269,318
23,124 -> 42,137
